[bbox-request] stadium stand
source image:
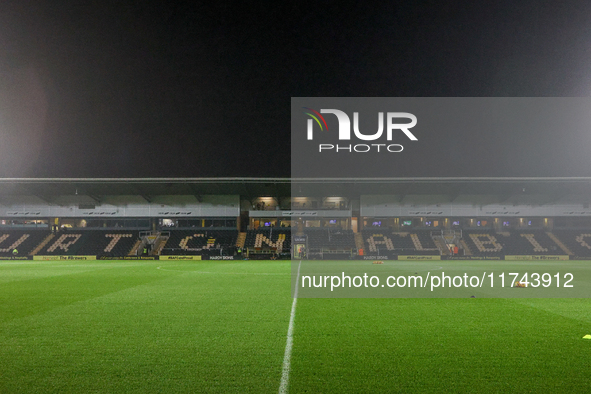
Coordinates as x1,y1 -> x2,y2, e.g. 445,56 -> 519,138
362,230 -> 439,255
244,228 -> 291,252
552,230 -> 591,257
0,230 -> 51,257
160,230 -> 238,256
461,230 -> 505,257
501,230 -> 561,255
462,230 -> 563,257
37,230 -> 140,256
412,230 -> 438,251
306,228 -> 356,250
76,231 -> 139,257
0,226 -> 572,259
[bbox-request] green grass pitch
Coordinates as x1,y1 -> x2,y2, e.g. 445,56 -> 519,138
0,259 -> 590,393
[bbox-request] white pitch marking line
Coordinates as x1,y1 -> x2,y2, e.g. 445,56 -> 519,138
279,260 -> 301,394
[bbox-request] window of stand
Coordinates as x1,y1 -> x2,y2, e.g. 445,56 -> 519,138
66,218 -> 151,229
160,218 -> 237,229
0,219 -> 48,228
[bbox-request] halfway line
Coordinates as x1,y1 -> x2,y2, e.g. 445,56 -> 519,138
279,260 -> 301,394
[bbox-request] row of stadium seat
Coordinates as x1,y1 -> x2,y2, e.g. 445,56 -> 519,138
0,230 -> 140,257
552,230 -> 591,257
244,229 -> 291,251
462,230 -> 562,257
0,230 -> 50,257
160,230 -> 238,255
362,230 -> 439,255
3,228 -> 591,257
307,229 -> 355,250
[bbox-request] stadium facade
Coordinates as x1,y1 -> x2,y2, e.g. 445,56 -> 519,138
1,177 -> 591,260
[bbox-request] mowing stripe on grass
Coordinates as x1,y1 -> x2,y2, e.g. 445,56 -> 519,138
279,260 -> 301,394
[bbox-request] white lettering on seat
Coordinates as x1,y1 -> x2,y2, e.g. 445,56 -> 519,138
0,234 -> 29,252
47,234 -> 82,252
104,234 -> 132,252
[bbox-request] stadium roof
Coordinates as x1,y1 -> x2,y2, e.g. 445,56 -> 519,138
0,178 -> 291,201
1,178 -> 591,203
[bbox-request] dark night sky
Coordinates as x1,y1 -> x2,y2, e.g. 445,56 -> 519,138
0,1 -> 590,178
